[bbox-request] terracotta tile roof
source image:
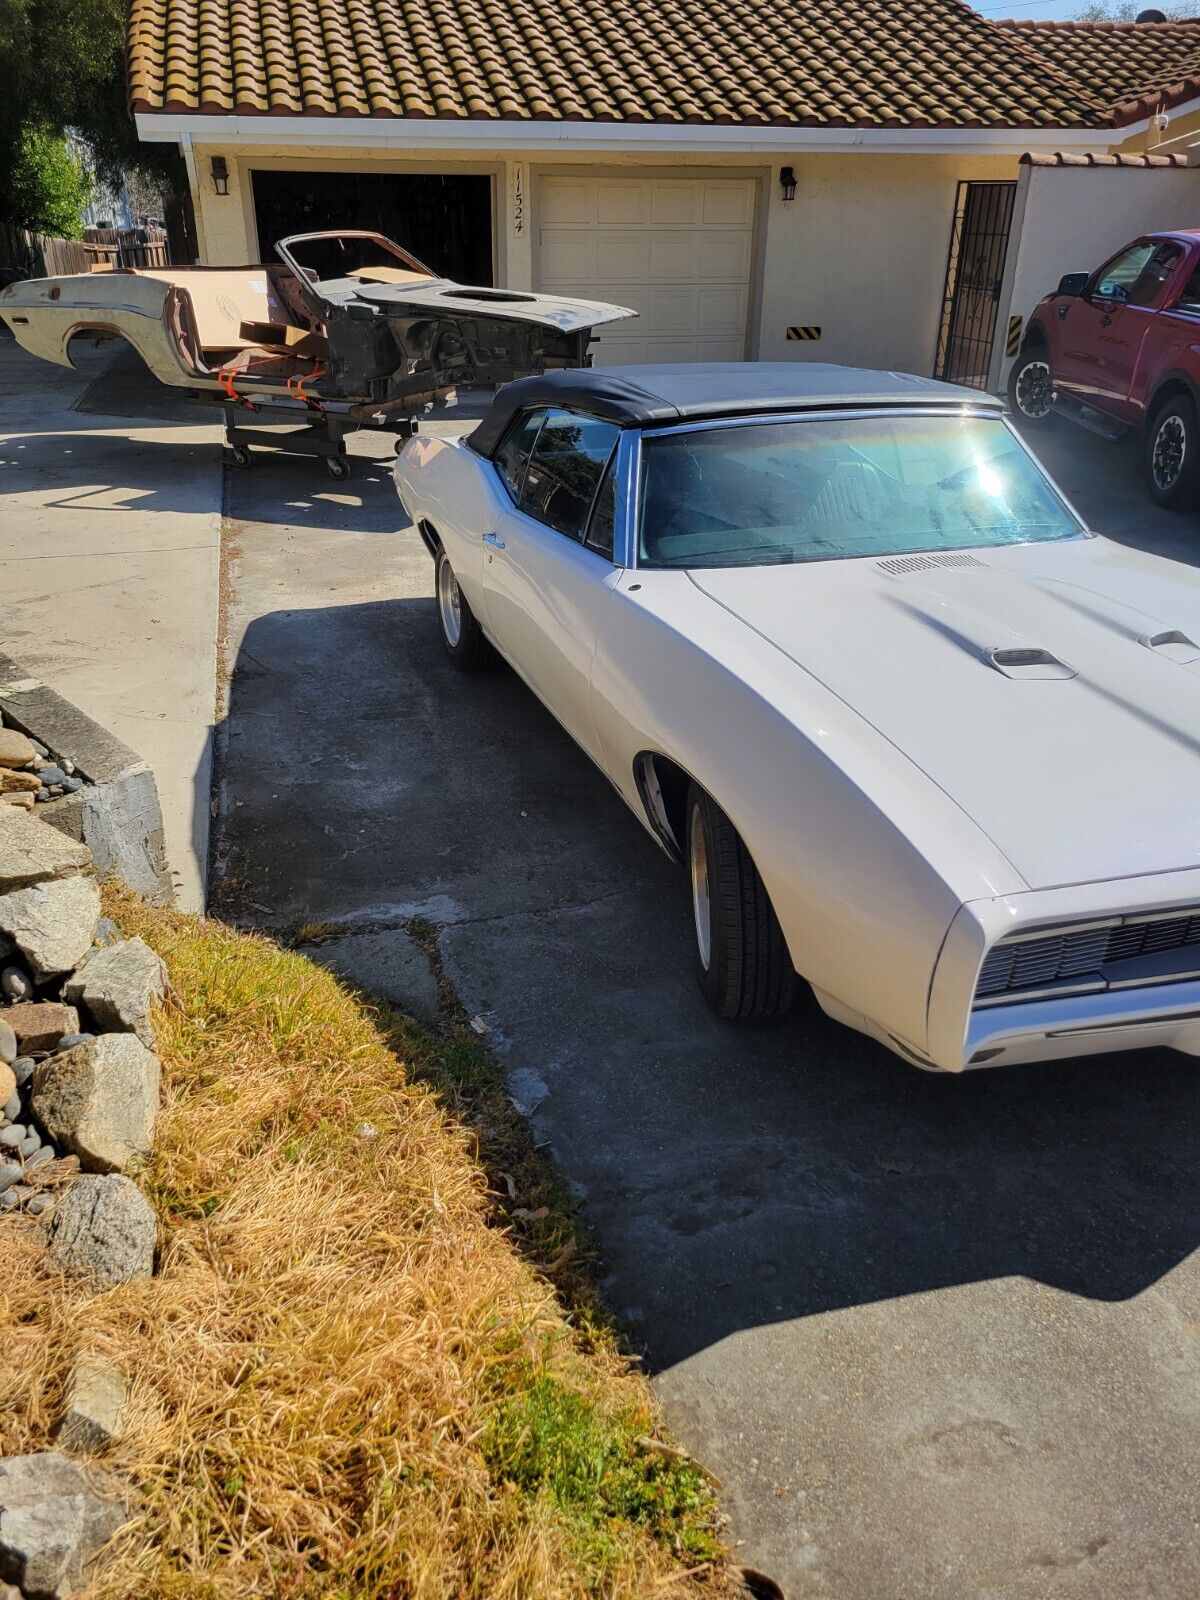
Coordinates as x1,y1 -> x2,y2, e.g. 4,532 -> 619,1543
127,0 -> 1112,127
1021,150 -> 1188,167
999,19 -> 1200,119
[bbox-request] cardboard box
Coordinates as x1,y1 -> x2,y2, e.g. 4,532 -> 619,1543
239,320 -> 328,358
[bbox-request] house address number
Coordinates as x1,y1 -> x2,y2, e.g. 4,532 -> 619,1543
513,166 -> 525,236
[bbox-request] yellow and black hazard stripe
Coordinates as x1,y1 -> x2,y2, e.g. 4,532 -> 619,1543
1006,315 -> 1022,357
786,325 -> 822,341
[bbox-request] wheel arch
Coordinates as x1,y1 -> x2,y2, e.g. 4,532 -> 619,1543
632,751 -> 694,865
416,518 -> 442,560
1019,317 -> 1050,354
1146,370 -> 1200,435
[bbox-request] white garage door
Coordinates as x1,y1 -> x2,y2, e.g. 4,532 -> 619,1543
536,176 -> 756,365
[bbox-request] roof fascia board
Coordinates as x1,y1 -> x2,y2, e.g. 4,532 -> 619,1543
135,112 -> 1122,155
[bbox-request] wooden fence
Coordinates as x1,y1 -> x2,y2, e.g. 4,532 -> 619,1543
83,225 -> 170,271
0,224 -> 91,279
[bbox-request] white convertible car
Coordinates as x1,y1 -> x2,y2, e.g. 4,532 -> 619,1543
394,362 -> 1200,1073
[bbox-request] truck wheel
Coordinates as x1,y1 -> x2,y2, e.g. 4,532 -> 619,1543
687,783 -> 795,1021
1007,346 -> 1056,426
1146,394 -> 1200,509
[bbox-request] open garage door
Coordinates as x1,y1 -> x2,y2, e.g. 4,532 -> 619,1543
251,171 -> 493,284
535,175 -> 756,364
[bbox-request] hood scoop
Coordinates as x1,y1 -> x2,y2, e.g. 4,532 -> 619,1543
876,552 -> 984,577
983,645 -> 1076,681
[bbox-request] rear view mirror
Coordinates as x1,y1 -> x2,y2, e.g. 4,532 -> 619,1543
1056,272 -> 1088,298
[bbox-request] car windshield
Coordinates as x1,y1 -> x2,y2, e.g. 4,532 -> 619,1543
637,413 -> 1085,569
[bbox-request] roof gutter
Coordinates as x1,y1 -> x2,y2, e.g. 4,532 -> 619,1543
135,112 -> 1126,157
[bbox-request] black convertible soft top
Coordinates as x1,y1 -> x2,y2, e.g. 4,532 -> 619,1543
466,362 -> 1000,457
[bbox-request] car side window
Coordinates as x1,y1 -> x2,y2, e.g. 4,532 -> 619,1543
584,451 -> 618,561
493,408 -> 546,502
520,408 -> 621,541
1176,260 -> 1200,310
1091,241 -> 1157,303
1126,242 -> 1184,308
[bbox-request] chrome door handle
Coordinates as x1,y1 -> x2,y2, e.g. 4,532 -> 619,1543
482,531 -> 506,550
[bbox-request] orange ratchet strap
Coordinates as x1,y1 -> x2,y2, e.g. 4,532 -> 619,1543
286,362 -> 327,404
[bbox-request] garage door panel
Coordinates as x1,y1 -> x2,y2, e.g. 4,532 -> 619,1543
537,174 -> 755,365
702,182 -> 757,227
597,180 -> 649,225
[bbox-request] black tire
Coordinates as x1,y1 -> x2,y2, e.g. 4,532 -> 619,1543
686,783 -> 795,1020
1007,344 -> 1056,428
1145,393 -> 1200,510
434,548 -> 492,672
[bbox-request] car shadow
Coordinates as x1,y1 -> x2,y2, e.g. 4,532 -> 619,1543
211,583 -> 1200,1371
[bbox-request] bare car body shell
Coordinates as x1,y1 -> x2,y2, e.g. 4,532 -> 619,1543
0,230 -> 635,418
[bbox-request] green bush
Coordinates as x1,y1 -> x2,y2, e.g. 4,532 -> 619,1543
7,124 -> 93,236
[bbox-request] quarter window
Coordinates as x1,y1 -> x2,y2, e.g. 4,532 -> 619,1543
493,408 -> 546,501
520,408 -> 621,541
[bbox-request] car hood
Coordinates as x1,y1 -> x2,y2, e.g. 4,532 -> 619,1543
688,536 -> 1200,890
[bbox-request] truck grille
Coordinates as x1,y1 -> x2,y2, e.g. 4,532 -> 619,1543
976,910 -> 1200,1005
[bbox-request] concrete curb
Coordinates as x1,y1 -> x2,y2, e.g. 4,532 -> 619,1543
0,652 -> 174,905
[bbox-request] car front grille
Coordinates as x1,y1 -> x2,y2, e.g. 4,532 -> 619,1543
975,909 -> 1200,1006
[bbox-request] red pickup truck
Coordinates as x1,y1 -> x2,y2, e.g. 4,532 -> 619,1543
1007,231 -> 1200,509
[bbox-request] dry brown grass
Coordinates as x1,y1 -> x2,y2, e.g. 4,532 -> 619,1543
0,889 -> 727,1598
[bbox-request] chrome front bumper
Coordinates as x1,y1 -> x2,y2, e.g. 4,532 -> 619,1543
964,977 -> 1200,1068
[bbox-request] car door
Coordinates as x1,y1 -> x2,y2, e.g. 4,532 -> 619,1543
1098,240 -> 1186,419
1054,240 -> 1163,411
483,406 -> 623,762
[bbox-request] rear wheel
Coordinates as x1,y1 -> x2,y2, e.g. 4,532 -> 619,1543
435,548 -> 491,672
687,783 -> 795,1020
1145,393 -> 1200,509
1007,345 -> 1056,427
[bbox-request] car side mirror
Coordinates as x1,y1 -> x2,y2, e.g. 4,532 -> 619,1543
1056,272 -> 1088,298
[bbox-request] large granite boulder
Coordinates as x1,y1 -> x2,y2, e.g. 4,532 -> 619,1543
0,1451 -> 127,1599
65,938 -> 166,1049
32,1036 -> 159,1174
0,878 -> 99,978
45,1176 -> 156,1287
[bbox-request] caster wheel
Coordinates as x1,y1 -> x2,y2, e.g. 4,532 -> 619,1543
230,444 -> 252,468
325,455 -> 350,481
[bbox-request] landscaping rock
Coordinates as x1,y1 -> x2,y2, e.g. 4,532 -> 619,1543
0,1063 -> 13,1105
0,770 -> 40,794
0,965 -> 32,1003
0,1124 -> 22,1148
0,729 -> 35,769
55,1035 -> 93,1052
0,876 -> 100,977
0,809 -> 91,891
0,1451 -> 128,1599
0,1162 -> 21,1195
32,1036 -> 160,1174
1,1003 -> 79,1056
0,1024 -> 14,1067
56,1358 -> 128,1454
10,1059 -> 32,1089
45,1175 -> 155,1286
64,939 -> 166,1050
1,1095 -> 18,1124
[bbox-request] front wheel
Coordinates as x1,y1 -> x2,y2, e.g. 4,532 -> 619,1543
1145,394 -> 1200,509
435,549 -> 492,672
687,783 -> 795,1020
1007,346 -> 1056,427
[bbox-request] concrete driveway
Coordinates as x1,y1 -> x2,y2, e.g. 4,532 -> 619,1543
213,414 -> 1200,1598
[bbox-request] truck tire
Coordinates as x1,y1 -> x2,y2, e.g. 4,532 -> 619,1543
1145,393 -> 1200,510
1007,344 -> 1056,427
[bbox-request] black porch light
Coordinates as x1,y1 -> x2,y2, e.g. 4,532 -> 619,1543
211,155 -> 230,196
779,165 -> 797,202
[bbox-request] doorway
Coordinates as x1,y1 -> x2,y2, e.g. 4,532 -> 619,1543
250,170 -> 493,284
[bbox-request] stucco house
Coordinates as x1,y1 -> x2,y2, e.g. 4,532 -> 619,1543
126,2 -> 1200,386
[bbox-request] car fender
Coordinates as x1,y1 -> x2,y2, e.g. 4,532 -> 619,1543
1144,364 -> 1200,432
589,572 -> 1025,1054
394,435 -> 496,618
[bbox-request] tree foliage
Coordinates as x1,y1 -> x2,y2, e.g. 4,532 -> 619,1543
1073,3 -> 1195,17
7,125 -> 93,234
0,0 -> 182,234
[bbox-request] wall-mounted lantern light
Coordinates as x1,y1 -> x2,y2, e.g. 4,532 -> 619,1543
211,155 -> 230,196
780,166 -> 797,202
